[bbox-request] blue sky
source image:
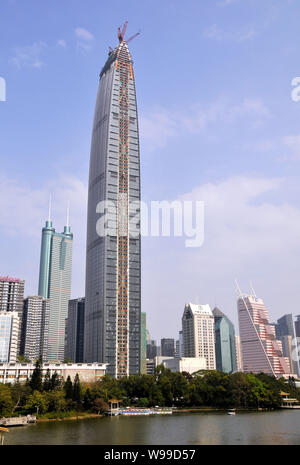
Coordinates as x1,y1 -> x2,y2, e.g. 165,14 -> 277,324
1,0 -> 300,342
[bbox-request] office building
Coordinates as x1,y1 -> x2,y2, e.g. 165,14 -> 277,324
65,298 -> 85,363
0,276 -> 25,359
38,211 -> 73,362
0,312 -> 20,363
237,293 -> 291,376
140,312 -> 147,374
161,338 -> 175,357
275,314 -> 299,376
20,296 -> 50,362
182,303 -> 216,370
85,24 -> 141,377
213,307 -> 237,373
147,340 -> 157,360
235,335 -> 243,372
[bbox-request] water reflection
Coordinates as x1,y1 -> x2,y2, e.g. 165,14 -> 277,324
4,411 -> 300,445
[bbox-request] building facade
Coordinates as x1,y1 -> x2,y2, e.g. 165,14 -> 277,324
85,26 -> 141,377
0,276 -> 25,360
38,219 -> 73,362
238,294 -> 291,376
182,303 -> 216,370
0,312 -> 20,363
213,307 -> 237,373
140,312 -> 147,374
235,335 -> 243,372
20,296 -> 50,362
161,338 -> 175,357
275,314 -> 299,376
65,298 -> 85,363
0,362 -> 107,384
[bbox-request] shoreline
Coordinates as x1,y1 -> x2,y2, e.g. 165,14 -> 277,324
35,407 -> 278,422
37,413 -> 103,422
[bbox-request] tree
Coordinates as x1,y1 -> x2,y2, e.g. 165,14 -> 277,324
83,388 -> 93,411
0,384 -> 13,416
72,374 -> 82,407
50,372 -> 62,390
29,358 -> 43,392
17,355 -> 30,363
25,391 -> 49,415
43,369 -> 52,391
93,397 -> 108,415
46,391 -> 67,412
64,376 -> 73,400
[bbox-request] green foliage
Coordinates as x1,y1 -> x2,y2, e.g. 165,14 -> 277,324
29,358 -> 43,392
0,384 -> 13,416
25,390 -> 49,414
0,369 -> 298,417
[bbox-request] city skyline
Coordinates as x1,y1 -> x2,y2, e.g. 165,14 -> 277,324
2,1 -> 300,341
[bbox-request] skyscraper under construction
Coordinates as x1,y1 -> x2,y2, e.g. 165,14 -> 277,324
84,23 -> 141,377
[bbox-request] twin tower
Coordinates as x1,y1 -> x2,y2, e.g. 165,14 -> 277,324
39,30 -> 141,378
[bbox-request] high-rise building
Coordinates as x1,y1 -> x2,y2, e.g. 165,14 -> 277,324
20,296 -> 50,362
235,335 -> 243,372
140,312 -> 147,374
38,213 -> 73,362
147,340 -> 157,360
0,312 -> 20,363
295,315 -> 300,338
84,24 -> 141,378
182,303 -> 216,370
65,298 -> 85,363
0,276 -> 25,358
237,293 -> 291,376
213,307 -> 237,373
161,338 -> 175,357
275,314 -> 299,376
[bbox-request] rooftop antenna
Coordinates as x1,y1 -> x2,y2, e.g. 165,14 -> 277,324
235,278 -> 243,299
250,281 -> 257,298
66,200 -> 70,227
48,194 -> 52,222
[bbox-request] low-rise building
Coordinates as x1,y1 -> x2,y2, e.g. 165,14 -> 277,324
163,357 -> 207,374
0,362 -> 107,384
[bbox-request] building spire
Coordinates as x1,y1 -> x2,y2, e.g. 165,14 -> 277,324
48,194 -> 52,222
66,200 -> 70,227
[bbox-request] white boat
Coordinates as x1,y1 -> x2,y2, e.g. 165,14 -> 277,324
227,409 -> 236,415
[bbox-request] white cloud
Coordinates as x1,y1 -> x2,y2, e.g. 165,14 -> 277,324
75,28 -> 94,41
203,23 -> 257,42
144,175 -> 300,339
0,173 -> 87,298
140,98 -> 270,150
282,134 -> 300,160
75,27 -> 94,51
57,39 -> 67,49
11,41 -> 47,69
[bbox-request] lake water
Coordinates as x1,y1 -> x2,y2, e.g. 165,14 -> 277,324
3,410 -> 300,445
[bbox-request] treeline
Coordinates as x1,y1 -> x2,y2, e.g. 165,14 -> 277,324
0,362 -> 299,418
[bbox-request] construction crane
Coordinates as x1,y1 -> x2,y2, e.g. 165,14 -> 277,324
117,21 -> 140,44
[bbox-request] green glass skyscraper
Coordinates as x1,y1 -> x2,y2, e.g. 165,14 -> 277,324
38,208 -> 73,362
213,307 -> 237,373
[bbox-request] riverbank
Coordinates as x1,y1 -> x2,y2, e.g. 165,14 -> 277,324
37,412 -> 103,422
